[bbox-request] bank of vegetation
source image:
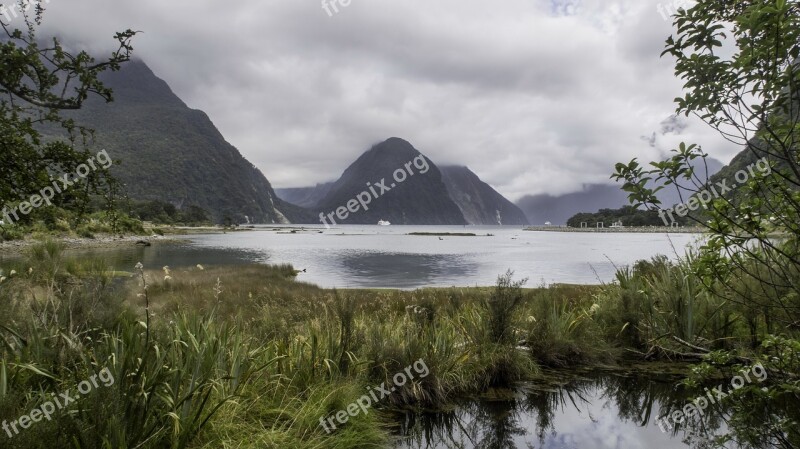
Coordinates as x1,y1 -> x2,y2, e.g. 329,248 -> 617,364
0,241 -> 797,448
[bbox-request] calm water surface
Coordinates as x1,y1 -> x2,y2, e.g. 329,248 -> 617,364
6,225 -> 704,289
392,369 -> 739,449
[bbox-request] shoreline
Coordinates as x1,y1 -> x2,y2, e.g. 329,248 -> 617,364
0,234 -> 184,256
0,224 -> 261,256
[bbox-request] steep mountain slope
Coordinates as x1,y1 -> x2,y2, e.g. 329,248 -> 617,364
59,59 -> 311,224
706,84 -> 799,205
314,138 -> 466,225
439,166 -> 529,225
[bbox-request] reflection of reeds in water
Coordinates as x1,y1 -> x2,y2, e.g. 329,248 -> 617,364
392,408 -> 471,449
392,400 -> 525,449
392,371 -> 765,449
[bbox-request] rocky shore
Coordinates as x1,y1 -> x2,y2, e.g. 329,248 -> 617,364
0,234 -> 181,256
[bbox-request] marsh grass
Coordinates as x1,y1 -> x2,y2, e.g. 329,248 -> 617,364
1,241 -> 794,448
523,285 -> 613,367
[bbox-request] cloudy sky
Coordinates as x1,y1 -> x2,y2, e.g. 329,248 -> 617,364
32,0 -> 734,200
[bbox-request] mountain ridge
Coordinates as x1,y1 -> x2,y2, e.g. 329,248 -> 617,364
275,140 -> 529,226
313,138 -> 467,225
58,59 -> 312,224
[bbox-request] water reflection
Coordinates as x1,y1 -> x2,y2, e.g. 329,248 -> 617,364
391,370 -> 757,449
338,252 -> 478,288
0,227 -> 705,288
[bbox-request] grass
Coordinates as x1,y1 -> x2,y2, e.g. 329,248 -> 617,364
0,209 -> 148,243
0,241 -> 796,448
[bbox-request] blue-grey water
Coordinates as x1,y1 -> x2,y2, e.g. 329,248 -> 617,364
15,225 -> 703,289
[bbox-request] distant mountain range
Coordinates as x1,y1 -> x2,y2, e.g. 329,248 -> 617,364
51,59 -> 735,227
276,138 -> 530,226
516,184 -> 630,226
516,158 -> 725,225
275,183 -> 334,209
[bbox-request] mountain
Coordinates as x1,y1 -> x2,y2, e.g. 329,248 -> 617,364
516,184 -> 628,226
313,138 -> 466,225
58,59 -> 311,224
275,182 -> 334,209
439,166 -> 529,225
517,158 -> 725,225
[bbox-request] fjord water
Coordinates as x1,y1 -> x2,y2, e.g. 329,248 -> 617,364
215,225 -> 700,289
47,225 -> 703,288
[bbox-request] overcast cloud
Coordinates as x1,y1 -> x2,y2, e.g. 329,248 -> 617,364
33,0 -> 736,200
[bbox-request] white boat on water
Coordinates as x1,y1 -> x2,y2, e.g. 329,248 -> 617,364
377,220 -> 391,226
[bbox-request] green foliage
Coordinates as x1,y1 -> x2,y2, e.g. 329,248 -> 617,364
127,200 -> 211,226
0,243 -> 271,448
611,4 -> 800,445
0,2 -> 136,236
1,208 -> 146,241
523,285 -> 611,367
484,271 -> 527,345
611,2 -> 800,323
682,336 -> 800,448
612,1 -> 800,329
567,205 -> 691,228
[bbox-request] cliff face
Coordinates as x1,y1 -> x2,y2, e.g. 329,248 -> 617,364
60,60 -> 311,224
439,166 -> 529,225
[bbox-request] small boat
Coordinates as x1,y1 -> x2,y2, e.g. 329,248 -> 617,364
377,220 -> 391,226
